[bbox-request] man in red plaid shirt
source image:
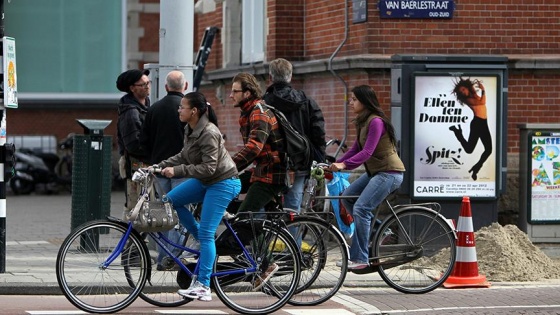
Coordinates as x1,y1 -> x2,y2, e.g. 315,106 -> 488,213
230,72 -> 288,212
230,72 -> 286,289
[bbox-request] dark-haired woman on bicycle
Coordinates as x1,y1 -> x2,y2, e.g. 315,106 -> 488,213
329,85 -> 405,271
151,92 -> 241,301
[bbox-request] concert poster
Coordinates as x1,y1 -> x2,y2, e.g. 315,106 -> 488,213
412,73 -> 499,199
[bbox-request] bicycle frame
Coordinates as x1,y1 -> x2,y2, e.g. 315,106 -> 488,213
106,216 -> 260,282
304,178 -> 457,265
101,223 -> 136,269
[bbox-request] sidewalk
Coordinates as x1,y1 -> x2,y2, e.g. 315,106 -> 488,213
0,191 -> 559,295
0,191 -> 127,294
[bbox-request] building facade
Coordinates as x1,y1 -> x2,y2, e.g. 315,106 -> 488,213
6,0 -> 560,223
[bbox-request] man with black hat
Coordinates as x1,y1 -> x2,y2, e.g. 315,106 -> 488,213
116,68 -> 151,212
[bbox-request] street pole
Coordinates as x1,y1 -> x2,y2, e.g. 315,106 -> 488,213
0,0 -> 6,274
146,0 -> 194,101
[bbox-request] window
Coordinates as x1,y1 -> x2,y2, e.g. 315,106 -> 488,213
4,0 -> 123,97
241,0 -> 265,64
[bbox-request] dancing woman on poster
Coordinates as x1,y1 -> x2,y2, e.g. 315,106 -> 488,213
449,77 -> 492,181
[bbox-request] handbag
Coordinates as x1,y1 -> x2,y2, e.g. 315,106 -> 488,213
126,171 -> 179,232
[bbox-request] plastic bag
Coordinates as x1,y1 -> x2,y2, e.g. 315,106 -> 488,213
326,172 -> 355,238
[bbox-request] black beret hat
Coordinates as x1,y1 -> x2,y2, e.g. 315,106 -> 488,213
116,69 -> 150,93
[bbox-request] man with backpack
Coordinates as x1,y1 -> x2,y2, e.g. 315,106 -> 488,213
263,58 -> 326,214
231,72 -> 287,211
230,72 -> 286,289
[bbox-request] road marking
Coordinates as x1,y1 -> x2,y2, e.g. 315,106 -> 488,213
27,311 -> 86,314
7,240 -> 50,246
155,310 -> 227,314
332,293 -> 381,315
381,305 -> 560,313
286,309 -> 355,315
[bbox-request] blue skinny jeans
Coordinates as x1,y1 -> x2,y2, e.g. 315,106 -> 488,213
283,174 -> 306,245
341,171 -> 403,264
283,174 -> 306,213
166,176 -> 241,287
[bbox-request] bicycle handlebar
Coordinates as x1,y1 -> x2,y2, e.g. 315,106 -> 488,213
131,166 -> 162,182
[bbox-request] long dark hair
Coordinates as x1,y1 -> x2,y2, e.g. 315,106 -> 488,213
352,85 -> 397,147
184,92 -> 219,127
451,77 -> 477,106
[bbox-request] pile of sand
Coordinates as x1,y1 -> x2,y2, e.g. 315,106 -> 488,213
473,223 -> 560,282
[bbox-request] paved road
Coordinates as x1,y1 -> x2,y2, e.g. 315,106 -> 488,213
1,285 -> 560,314
2,191 -> 560,315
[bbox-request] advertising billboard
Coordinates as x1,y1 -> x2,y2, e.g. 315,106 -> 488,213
527,131 -> 560,224
412,73 -> 502,199
3,37 -> 18,108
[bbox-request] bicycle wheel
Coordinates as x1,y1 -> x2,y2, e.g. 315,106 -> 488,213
133,203 -> 201,307
285,216 -> 348,306
373,208 -> 456,294
213,220 -> 301,315
56,219 -> 149,313
132,229 -> 198,307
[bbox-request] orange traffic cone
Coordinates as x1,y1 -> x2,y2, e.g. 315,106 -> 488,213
443,196 -> 491,288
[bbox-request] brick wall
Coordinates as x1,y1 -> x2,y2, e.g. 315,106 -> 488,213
7,1 -> 560,216
190,0 -> 560,156
7,107 -> 120,150
300,0 -> 560,58
267,0 -> 305,61
507,71 -> 560,154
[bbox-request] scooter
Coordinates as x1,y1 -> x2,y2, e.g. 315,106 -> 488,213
9,135 -> 73,195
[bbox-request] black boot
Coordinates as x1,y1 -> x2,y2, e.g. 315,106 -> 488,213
449,125 -> 462,135
469,164 -> 481,181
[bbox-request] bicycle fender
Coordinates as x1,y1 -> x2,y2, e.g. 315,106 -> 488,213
394,206 -> 458,240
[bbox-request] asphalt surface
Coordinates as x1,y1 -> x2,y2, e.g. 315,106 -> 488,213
0,190 -> 559,296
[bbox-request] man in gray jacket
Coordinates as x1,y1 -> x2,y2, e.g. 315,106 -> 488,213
263,58 -> 326,213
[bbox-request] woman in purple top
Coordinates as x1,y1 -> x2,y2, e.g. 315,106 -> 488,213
329,85 -> 405,270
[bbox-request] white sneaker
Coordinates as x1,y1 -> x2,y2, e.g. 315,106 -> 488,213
347,261 -> 369,270
178,280 -> 212,302
336,260 -> 349,267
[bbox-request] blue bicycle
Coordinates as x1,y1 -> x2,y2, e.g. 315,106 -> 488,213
56,199 -> 301,314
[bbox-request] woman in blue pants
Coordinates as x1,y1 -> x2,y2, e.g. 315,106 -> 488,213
152,92 -> 241,301
329,85 -> 405,270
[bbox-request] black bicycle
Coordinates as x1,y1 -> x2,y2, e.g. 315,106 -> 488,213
302,162 -> 458,294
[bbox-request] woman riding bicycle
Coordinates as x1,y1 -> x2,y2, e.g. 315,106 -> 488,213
328,85 -> 405,271
149,92 -> 241,301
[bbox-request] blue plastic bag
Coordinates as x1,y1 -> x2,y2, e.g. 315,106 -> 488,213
326,172 -> 355,238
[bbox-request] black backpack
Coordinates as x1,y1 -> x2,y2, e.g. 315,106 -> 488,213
255,102 -> 311,172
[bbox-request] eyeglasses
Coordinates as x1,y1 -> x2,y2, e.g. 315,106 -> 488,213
230,89 -> 243,94
134,81 -> 151,88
